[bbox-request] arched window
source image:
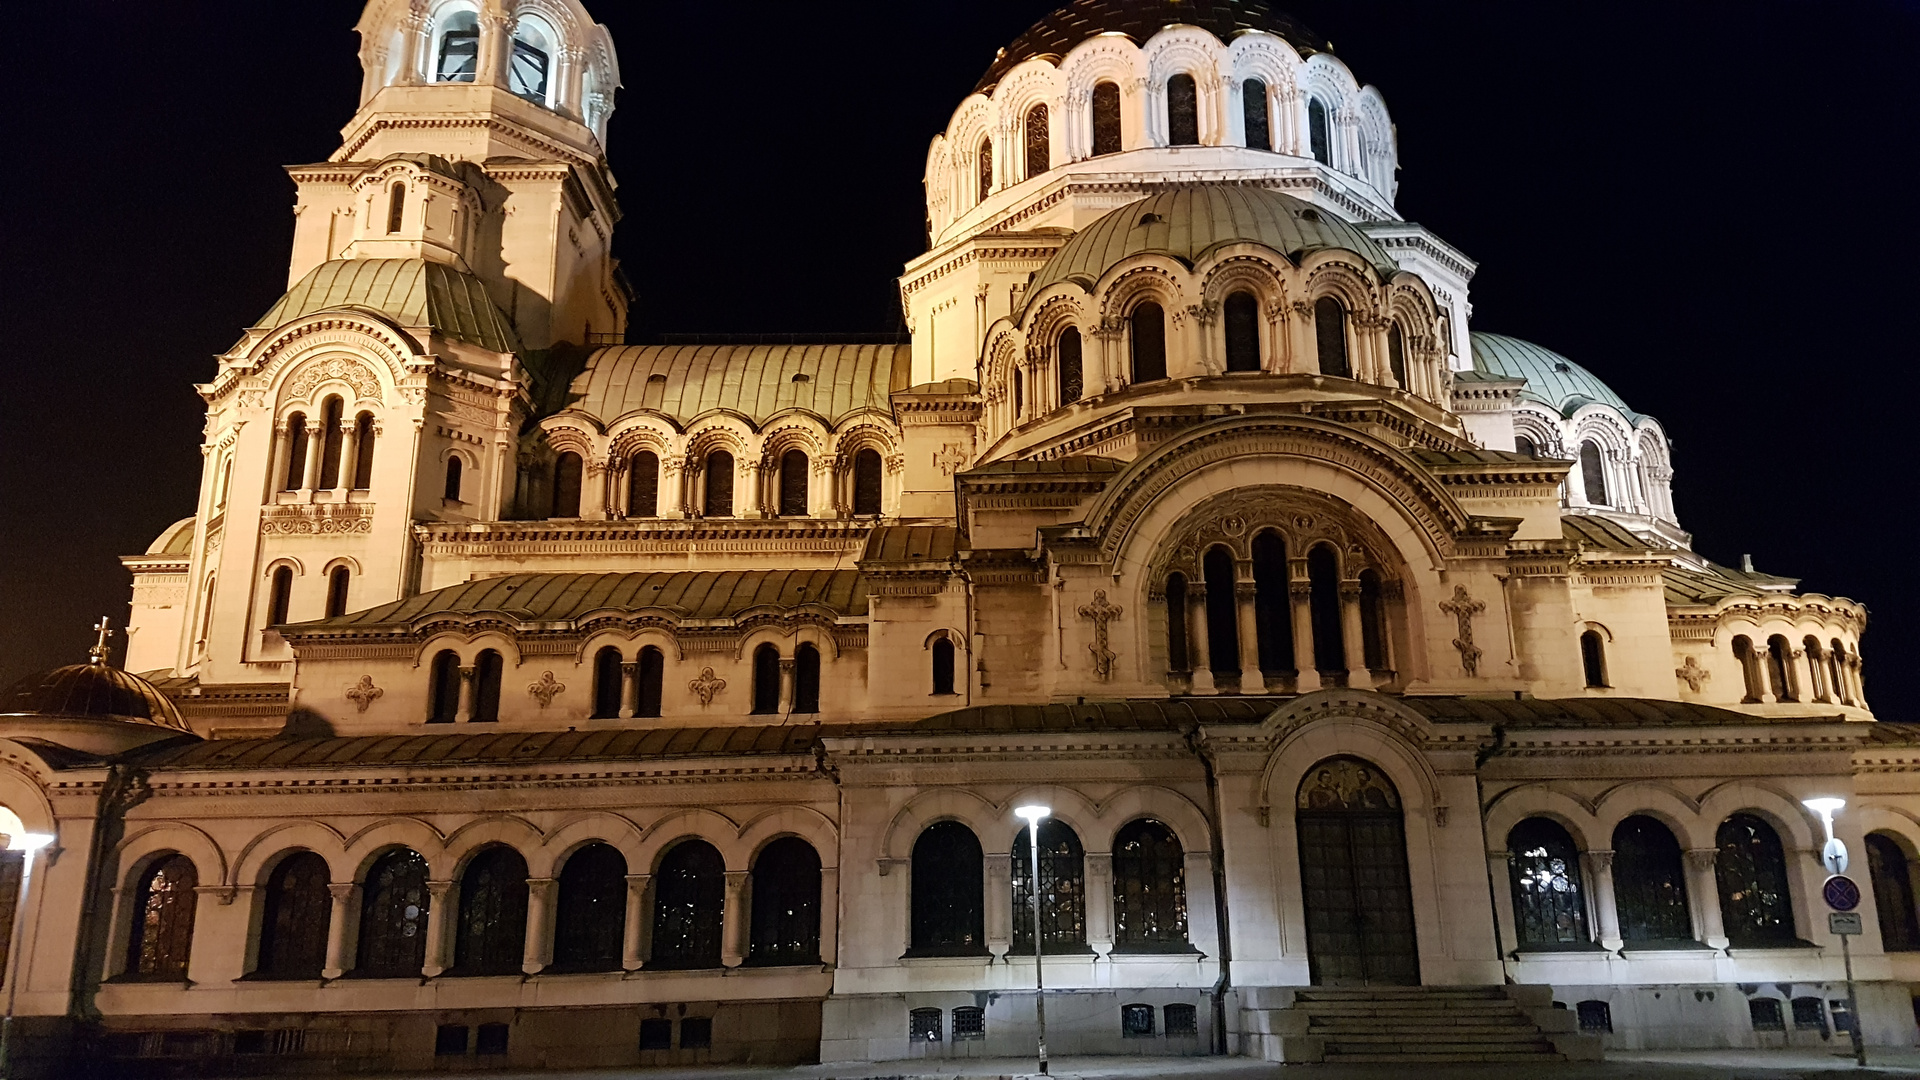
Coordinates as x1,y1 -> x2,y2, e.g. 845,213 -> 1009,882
1580,630 -> 1608,688
453,846 -> 528,975
1202,547 -> 1237,679
1732,636 -> 1763,701
591,646 -> 622,719
749,837 -> 822,965
1804,635 -> 1829,701
1251,531 -> 1292,677
257,852 -> 331,979
352,412 -> 376,488
434,10 -> 479,82
1307,545 -> 1343,676
793,643 -> 821,714
553,843 -> 626,972
1130,301 -> 1166,383
1013,368 -> 1024,418
444,457 -> 463,502
751,643 -> 780,714
852,448 -> 883,516
1112,819 -> 1187,950
1313,297 -> 1350,378
1164,574 -> 1189,676
356,848 -> 429,977
909,821 -> 985,955
472,649 -> 503,722
1243,78 -> 1270,150
1830,639 -> 1852,705
1166,73 -> 1199,146
1507,818 -> 1588,947
428,649 -> 460,723
932,637 -> 957,695
1091,81 -> 1122,156
778,449 -> 809,517
1057,327 -> 1083,404
651,840 -> 724,969
977,137 -> 993,204
1387,322 -> 1408,388
1223,291 -> 1260,372
283,412 -> 307,490
1716,814 -> 1795,946
1579,440 -> 1608,506
1025,103 -> 1049,178
703,450 -> 734,517
509,17 -> 552,105
387,183 -> 406,234
1766,635 -> 1796,701
628,451 -> 659,517
1613,815 -> 1692,943
267,565 -> 294,627
317,397 -> 345,489
1013,819 -> 1086,952
637,645 -> 664,718
1308,97 -> 1332,165
1359,569 -> 1389,672
1514,435 -> 1538,458
325,566 -> 350,619
126,855 -> 197,980
1866,833 -> 1920,951
551,451 -> 583,518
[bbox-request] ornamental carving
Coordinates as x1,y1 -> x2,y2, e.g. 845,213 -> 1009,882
528,671 -> 565,708
1077,590 -> 1123,680
285,356 -> 382,403
688,667 -> 726,706
261,504 -> 374,535
1438,586 -> 1486,676
934,443 -> 967,477
1148,485 -> 1397,587
1676,656 -> 1710,693
345,675 -> 383,713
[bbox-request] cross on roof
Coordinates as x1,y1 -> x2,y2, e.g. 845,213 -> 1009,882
89,616 -> 114,666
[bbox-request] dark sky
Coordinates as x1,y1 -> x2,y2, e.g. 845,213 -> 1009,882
4,1 -> 1916,710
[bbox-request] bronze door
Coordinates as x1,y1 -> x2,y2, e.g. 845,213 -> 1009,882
1296,758 -> 1419,985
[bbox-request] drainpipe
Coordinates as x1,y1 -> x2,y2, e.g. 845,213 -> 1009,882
1475,725 -> 1511,981
1186,725 -> 1234,1055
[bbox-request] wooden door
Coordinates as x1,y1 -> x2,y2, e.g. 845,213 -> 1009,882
1297,757 -> 1419,985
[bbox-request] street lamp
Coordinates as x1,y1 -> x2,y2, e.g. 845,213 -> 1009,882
0,832 -> 55,1079
1013,804 -> 1051,1077
1802,797 -> 1848,874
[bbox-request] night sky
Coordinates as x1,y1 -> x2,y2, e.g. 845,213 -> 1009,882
4,2 -> 1916,709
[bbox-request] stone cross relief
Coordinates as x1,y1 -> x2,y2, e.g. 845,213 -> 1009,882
688,667 -> 727,706
1675,656 -> 1710,693
345,675 -> 383,713
1437,585 -> 1486,676
1077,590 -> 1123,681
528,671 -> 566,708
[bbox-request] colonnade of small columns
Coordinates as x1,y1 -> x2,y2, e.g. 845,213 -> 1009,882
1732,633 -> 1866,708
543,446 -> 892,521
1157,562 -> 1394,695
268,408 -> 378,500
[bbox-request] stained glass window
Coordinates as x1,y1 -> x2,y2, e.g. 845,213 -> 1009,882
651,840 -> 724,969
1613,815 -> 1692,943
553,843 -> 626,971
1112,819 -> 1187,949
978,138 -> 993,204
126,854 -> 197,979
1508,818 -> 1588,947
748,837 -> 821,965
1092,82 -> 1122,156
356,848 -> 429,977
909,822 -> 984,955
1224,291 -> 1260,372
1130,302 -> 1166,383
1012,820 -> 1086,953
1025,103 -> 1050,178
453,846 -> 528,975
1166,74 -> 1198,145
1716,814 -> 1795,946
472,649 -> 503,722
257,852 -> 331,978
1057,327 -> 1083,404
1243,79 -> 1270,150
1866,833 -> 1920,951
1314,297 -> 1350,378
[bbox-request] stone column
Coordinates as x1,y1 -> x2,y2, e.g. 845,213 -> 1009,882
423,880 -> 455,977
778,657 -> 796,715
721,870 -> 750,967
985,852 -> 1013,959
1234,579 -> 1262,693
323,883 -> 356,979
1289,578 -> 1321,692
1187,588 -> 1215,694
622,874 -> 649,970
1805,645 -> 1830,703
818,865 -> 839,966
523,877 -> 556,974
300,422 -> 325,491
338,422 -> 360,494
270,422 -> 293,492
1084,853 -> 1114,956
619,660 -> 638,719
1586,851 -> 1622,951
1686,848 -> 1727,949
456,665 -> 476,723
1339,579 -> 1370,689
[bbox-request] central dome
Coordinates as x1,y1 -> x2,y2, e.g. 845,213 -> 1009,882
1029,185 -> 1396,297
975,0 -> 1326,94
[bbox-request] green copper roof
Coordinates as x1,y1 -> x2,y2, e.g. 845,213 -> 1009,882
1470,332 -> 1641,421
568,344 -> 910,425
258,259 -> 521,353
1029,186 -> 1397,298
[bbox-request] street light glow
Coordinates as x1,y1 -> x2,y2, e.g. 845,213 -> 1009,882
1014,804 -> 1051,823
6,834 -> 53,854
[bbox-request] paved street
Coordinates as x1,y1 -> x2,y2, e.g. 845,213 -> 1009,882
320,1048 -> 1920,1080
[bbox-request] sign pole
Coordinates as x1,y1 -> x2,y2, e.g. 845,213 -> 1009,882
1840,930 -> 1865,1068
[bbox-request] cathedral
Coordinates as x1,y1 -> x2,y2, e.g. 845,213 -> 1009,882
1,0 -> 1916,1073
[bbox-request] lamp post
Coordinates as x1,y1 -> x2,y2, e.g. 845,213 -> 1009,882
0,832 -> 55,1079
1014,805 -> 1051,1077
1803,796 -> 1864,1068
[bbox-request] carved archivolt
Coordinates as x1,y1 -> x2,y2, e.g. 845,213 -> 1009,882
283,356 -> 384,404
1147,485 -> 1400,586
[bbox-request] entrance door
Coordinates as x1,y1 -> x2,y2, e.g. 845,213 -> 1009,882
1296,757 -> 1419,985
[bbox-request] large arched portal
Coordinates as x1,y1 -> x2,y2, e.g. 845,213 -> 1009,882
1296,756 -> 1419,985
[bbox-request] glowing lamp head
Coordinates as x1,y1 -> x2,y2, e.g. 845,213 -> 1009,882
1014,805 -> 1051,825
1802,797 -> 1846,818
6,833 -> 54,853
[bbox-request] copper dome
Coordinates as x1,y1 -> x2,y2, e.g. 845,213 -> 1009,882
0,663 -> 192,732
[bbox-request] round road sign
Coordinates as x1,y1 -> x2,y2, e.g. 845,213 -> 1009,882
1823,874 -> 1861,912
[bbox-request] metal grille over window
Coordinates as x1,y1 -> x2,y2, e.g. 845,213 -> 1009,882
1508,817 -> 1589,947
1576,1000 -> 1612,1034
435,13 -> 478,82
453,846 -> 529,975
1025,103 -> 1049,178
1121,1003 -> 1156,1037
1012,819 -> 1087,952
1243,79 -> 1270,151
1716,813 -> 1795,946
1091,81 -> 1122,156
952,1007 -> 985,1040
1166,74 -> 1198,145
1613,815 -> 1691,943
1792,997 -> 1827,1032
651,840 -> 724,968
1112,819 -> 1187,950
357,848 -> 429,976
909,1008 -> 943,1043
1749,997 -> 1785,1031
1164,1003 -> 1198,1036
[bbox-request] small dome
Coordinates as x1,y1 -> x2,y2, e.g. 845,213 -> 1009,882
0,664 -> 191,732
1470,332 -> 1643,421
145,516 -> 197,556
1029,186 -> 1396,298
976,0 -> 1326,95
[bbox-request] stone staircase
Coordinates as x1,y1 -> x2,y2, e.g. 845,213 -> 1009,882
1239,984 -> 1602,1064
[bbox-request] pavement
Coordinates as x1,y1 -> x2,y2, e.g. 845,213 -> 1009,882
396,1048 -> 1920,1080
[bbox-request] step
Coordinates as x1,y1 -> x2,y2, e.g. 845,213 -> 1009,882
1325,1051 -> 1564,1064
1323,1031 -> 1552,1044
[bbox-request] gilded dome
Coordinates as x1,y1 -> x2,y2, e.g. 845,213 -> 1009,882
975,0 -> 1325,94
0,663 -> 191,732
